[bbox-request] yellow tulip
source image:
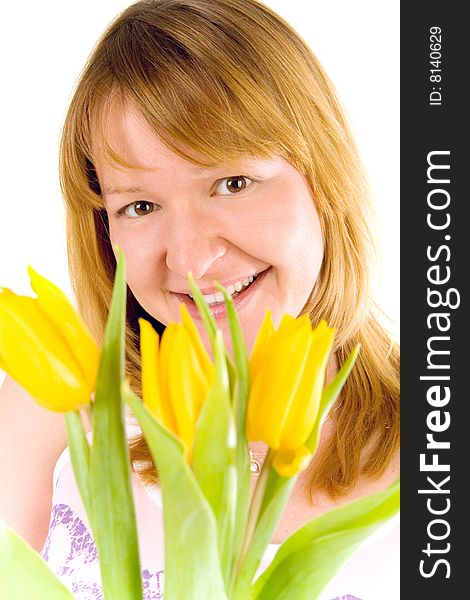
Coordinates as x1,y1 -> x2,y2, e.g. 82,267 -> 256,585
249,309 -> 275,383
0,268 -> 100,411
139,304 -> 215,455
247,312 -> 335,477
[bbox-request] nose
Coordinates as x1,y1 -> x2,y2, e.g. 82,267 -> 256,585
163,207 -> 228,280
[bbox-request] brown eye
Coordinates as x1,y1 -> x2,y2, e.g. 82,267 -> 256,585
216,176 -> 253,195
227,177 -> 247,192
123,201 -> 159,217
133,201 -> 153,216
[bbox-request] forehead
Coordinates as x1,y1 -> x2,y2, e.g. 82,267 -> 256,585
93,98 -> 204,169
92,97 -> 276,187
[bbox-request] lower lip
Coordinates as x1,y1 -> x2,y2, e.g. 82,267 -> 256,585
174,268 -> 270,322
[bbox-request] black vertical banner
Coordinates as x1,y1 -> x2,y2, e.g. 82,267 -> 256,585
401,2 -> 467,597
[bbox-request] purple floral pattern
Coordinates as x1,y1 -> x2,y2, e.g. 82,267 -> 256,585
40,503 -> 164,599
40,503 -> 360,600
41,503 -> 97,565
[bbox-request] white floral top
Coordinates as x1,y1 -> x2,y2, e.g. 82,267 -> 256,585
40,425 -> 399,600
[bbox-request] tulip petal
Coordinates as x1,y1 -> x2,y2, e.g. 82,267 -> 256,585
28,266 -> 100,390
179,303 -> 214,381
280,321 -> 335,449
139,318 -> 163,421
167,325 -> 212,451
272,445 -> 312,477
247,314 -> 313,448
157,323 -> 179,434
0,290 -> 91,411
167,326 -> 194,445
305,345 -> 360,461
249,309 -> 274,384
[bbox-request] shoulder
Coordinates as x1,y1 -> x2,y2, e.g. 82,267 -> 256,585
0,376 -> 89,551
52,411 -> 142,489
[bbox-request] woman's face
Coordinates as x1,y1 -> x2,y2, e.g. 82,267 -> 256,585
94,100 -> 323,353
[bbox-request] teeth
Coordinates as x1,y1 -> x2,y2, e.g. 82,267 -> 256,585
188,273 -> 258,305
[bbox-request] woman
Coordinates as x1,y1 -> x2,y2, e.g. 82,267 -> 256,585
0,1 -> 399,598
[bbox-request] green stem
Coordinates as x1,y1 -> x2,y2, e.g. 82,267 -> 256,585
213,282 -> 252,592
64,410 -> 93,521
232,451 -> 273,589
231,466 -> 295,600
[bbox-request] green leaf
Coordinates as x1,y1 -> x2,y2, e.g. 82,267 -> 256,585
124,384 -> 228,600
213,282 -> 252,587
306,345 -> 360,455
0,519 -> 75,599
252,478 -> 400,600
188,275 -> 241,412
191,330 -> 237,590
213,282 -> 250,416
90,247 -> 142,599
65,410 -> 92,521
188,272 -> 217,347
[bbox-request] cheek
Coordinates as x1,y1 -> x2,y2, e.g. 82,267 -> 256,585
272,194 -> 324,311
287,212 -> 324,299
255,191 -> 323,272
108,221 -> 162,289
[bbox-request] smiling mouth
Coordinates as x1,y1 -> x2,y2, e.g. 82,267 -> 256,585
187,273 -> 260,306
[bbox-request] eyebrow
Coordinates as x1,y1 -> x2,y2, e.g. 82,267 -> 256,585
102,185 -> 146,196
102,163 -> 221,196
101,160 -> 263,196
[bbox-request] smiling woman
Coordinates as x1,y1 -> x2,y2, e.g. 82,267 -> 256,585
0,1 -> 399,599
92,99 -> 323,352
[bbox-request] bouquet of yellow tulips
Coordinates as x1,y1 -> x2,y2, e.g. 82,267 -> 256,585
0,248 -> 399,600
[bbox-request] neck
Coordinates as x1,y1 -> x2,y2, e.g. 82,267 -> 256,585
248,440 -> 269,456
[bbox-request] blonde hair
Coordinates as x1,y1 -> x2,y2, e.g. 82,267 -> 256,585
60,0 -> 399,497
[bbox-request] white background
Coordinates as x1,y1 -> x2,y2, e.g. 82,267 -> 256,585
0,0 -> 399,383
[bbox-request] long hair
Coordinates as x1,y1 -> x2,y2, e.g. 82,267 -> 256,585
59,0 -> 399,497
